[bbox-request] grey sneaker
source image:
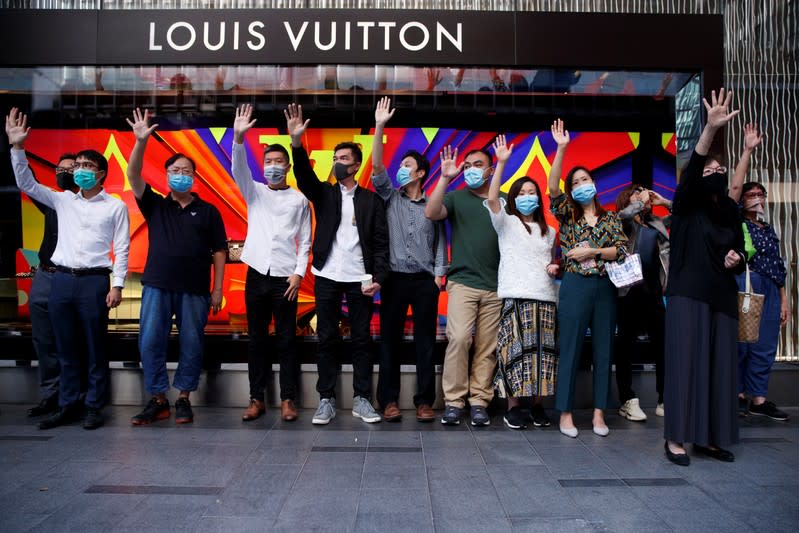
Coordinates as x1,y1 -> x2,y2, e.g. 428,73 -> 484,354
470,405 -> 490,427
312,398 -> 336,425
441,405 -> 462,426
352,396 -> 381,423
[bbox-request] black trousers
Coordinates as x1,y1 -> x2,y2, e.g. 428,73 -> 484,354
377,272 -> 440,408
245,267 -> 299,401
314,276 -> 374,399
615,285 -> 665,404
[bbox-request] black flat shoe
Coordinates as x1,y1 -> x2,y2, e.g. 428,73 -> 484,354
693,445 -> 735,462
664,441 -> 690,466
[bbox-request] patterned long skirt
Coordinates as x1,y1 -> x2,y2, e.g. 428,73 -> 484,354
494,298 -> 558,398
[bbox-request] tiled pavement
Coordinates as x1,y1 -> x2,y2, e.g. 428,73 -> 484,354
1,404 -> 797,533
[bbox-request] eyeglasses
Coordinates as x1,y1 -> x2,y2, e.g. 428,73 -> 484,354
702,166 -> 727,176
167,166 -> 194,176
744,191 -> 767,199
55,166 -> 74,174
74,161 -> 99,171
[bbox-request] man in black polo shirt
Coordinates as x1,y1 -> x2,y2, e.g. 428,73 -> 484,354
125,108 -> 227,425
26,154 -> 79,418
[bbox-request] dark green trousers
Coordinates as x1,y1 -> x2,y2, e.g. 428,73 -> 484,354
555,273 -> 617,412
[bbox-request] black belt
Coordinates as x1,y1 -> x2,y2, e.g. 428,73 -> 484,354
55,266 -> 112,276
38,265 -> 57,273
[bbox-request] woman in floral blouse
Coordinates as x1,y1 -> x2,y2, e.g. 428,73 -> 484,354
733,181 -> 790,420
547,119 -> 628,439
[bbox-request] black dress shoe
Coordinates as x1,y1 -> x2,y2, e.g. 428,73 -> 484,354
664,441 -> 690,466
693,444 -> 735,462
38,406 -> 81,430
27,396 -> 59,417
83,408 -> 104,430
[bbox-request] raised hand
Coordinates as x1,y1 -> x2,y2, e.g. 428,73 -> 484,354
703,88 -> 740,130
375,96 -> 395,126
284,103 -> 310,140
743,123 -> 763,151
493,134 -> 513,163
5,107 -> 31,147
233,104 -> 257,143
125,108 -> 158,141
425,67 -> 443,90
648,189 -> 669,207
551,118 -> 570,147
439,145 -> 463,180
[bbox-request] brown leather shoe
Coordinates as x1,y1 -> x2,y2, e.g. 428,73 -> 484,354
416,404 -> 435,422
281,399 -> 298,421
242,398 -> 265,421
383,402 -> 402,422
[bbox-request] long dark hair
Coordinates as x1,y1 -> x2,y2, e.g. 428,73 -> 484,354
507,177 -> 548,236
563,166 -> 606,221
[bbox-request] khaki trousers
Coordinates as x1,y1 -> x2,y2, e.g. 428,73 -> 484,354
441,280 -> 502,409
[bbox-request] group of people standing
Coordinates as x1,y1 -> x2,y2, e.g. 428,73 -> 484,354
7,87 -> 789,466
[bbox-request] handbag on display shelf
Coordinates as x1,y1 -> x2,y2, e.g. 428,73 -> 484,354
738,263 -> 765,343
227,240 -> 245,263
605,252 -> 644,289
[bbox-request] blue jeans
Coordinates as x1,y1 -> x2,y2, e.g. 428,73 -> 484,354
30,268 -> 60,400
139,286 -> 210,394
736,271 -> 781,397
49,271 -> 109,410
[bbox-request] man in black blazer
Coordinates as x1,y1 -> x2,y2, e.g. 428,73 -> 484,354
286,103 -> 390,425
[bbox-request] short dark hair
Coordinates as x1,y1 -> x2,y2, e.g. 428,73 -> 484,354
400,150 -> 430,180
263,143 -> 290,162
563,165 -> 606,220
706,151 -> 727,168
334,141 -> 363,163
164,153 -> 196,172
464,148 -> 493,166
741,181 -> 767,198
76,149 -> 108,174
57,153 -> 77,165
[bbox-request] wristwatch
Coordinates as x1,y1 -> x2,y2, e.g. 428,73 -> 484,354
595,252 -> 602,262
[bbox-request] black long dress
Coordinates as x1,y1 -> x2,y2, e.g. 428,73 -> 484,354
664,150 -> 745,447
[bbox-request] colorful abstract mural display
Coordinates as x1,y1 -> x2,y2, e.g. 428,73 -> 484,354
16,126 -> 677,330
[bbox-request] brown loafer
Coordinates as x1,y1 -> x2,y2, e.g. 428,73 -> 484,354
416,404 -> 435,422
281,399 -> 298,421
242,398 -> 265,421
383,402 -> 402,422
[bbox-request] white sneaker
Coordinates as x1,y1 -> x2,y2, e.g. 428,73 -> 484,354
312,398 -> 336,425
619,398 -> 647,421
655,403 -> 665,417
352,396 -> 381,423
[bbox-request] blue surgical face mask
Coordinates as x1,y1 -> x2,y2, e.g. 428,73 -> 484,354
463,167 -> 485,189
396,166 -> 413,187
73,168 -> 98,190
515,195 -> 539,215
263,165 -> 287,185
571,183 -> 597,205
168,173 -> 194,193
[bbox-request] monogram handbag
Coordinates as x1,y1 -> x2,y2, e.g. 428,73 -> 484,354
227,240 -> 245,263
605,252 -> 644,289
738,263 -> 765,343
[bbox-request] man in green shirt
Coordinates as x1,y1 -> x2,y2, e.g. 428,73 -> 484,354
425,145 -> 502,426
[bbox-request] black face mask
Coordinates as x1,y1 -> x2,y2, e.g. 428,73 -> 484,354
333,162 -> 353,182
700,171 -> 727,196
56,171 -> 75,191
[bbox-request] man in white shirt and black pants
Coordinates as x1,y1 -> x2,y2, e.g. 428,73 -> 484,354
231,104 -> 312,422
7,108 -> 130,430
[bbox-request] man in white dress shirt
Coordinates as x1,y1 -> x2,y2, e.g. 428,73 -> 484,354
231,104 -> 311,422
7,108 -> 130,430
